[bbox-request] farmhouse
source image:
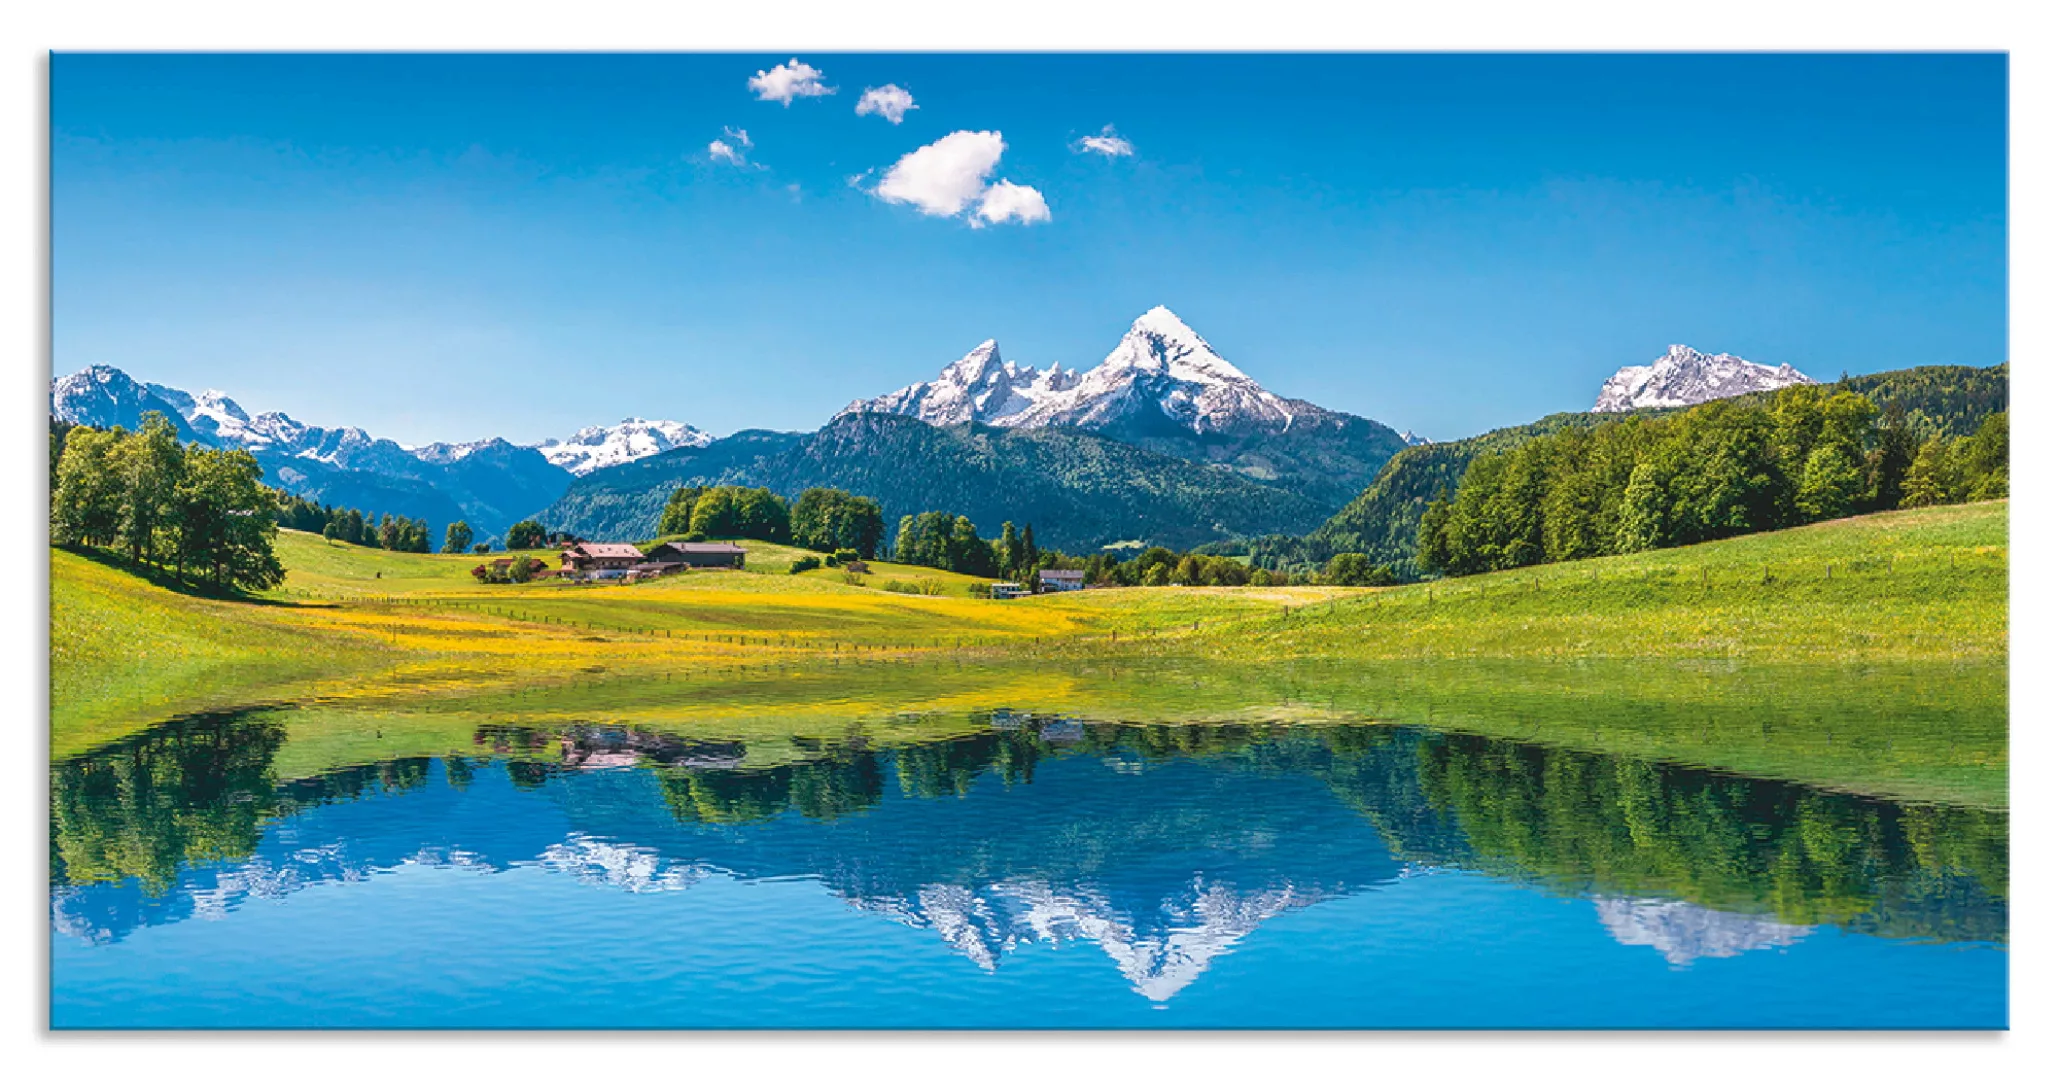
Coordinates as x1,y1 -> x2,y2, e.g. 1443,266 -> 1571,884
990,582 -> 1029,599
648,541 -> 747,569
1038,569 -> 1087,592
560,542 -> 645,574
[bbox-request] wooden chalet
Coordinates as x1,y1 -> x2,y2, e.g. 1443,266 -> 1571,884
560,542 -> 647,574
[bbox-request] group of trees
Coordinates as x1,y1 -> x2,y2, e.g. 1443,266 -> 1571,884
1416,385 -> 2010,578
275,491 -> 457,555
653,485 -> 795,544
789,488 -> 887,558
307,509 -> 434,553
885,512 -> 1399,591
50,413 -> 285,591
893,511 -> 1003,578
1045,547 -> 1384,588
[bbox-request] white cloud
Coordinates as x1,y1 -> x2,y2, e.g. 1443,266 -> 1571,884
855,84 -> 918,124
871,130 -> 1050,227
723,126 -> 753,149
708,139 -> 744,165
1073,124 -> 1135,158
974,180 -> 1052,226
874,130 -> 1007,217
748,58 -> 835,105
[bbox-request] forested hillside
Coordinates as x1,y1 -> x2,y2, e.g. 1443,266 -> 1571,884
539,413 -> 1336,551
1419,386 -> 2006,577
1274,363 -> 2007,578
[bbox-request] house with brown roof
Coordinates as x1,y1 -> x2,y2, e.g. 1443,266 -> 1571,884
560,542 -> 647,575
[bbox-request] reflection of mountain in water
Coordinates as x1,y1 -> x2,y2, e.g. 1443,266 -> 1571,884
50,711 -> 2009,998
1594,898 -> 1812,967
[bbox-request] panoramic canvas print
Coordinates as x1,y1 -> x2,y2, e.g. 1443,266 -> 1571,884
47,53 -> 2006,1029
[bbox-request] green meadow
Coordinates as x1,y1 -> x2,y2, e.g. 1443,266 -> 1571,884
50,500 -> 2008,807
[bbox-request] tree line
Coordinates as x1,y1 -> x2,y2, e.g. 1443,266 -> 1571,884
278,491 -> 473,555
887,512 -> 1389,590
1417,384 -> 2008,578
648,484 -> 888,558
51,413 -> 285,591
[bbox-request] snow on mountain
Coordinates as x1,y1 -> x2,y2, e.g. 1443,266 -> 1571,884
841,306 -> 1323,438
839,339 -> 1081,427
857,875 -> 1319,1001
410,437 -> 518,465
1592,344 -> 1814,413
50,365 -> 200,440
1399,430 -> 1432,446
51,364 -> 710,480
535,418 -> 712,476
1593,897 -> 1812,967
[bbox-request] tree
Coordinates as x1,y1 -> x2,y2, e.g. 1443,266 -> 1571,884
1796,439 -> 1865,522
114,412 -> 185,566
997,522 -> 1020,577
1898,437 -> 1952,508
687,486 -> 741,539
507,554 -> 539,584
736,487 -> 790,542
657,486 -> 702,537
1415,495 -> 1452,575
1958,411 -> 2009,501
1615,463 -> 1666,554
1323,552 -> 1383,586
173,447 -> 283,590
321,521 -> 338,541
49,418 -> 75,504
51,426 -> 124,548
442,520 -> 474,555
506,519 -> 546,550
1867,402 -> 1917,512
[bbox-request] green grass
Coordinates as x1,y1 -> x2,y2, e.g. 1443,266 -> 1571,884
50,503 -> 2008,806
49,549 -> 393,755
1091,501 -> 2007,663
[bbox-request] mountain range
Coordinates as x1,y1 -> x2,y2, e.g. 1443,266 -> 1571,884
51,313 -> 1879,553
49,365 -> 692,541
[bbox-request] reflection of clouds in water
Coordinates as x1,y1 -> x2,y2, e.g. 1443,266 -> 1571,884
879,876 -> 1312,1001
1595,897 -> 1812,967
537,836 -> 704,894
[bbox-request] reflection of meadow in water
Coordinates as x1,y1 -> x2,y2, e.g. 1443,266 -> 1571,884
52,704 -> 2006,985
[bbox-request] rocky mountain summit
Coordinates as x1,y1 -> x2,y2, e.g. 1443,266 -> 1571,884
1592,344 -> 1814,412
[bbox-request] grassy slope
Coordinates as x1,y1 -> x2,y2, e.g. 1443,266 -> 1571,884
1130,500 -> 2006,663
50,551 -> 393,753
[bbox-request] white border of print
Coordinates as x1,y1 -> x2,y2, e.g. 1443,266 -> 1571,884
2,2 -> 2051,1078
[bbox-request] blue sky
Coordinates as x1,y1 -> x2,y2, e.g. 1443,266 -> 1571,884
52,53 -> 2006,444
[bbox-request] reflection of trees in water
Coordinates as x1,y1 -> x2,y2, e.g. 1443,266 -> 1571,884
49,708 -> 2009,945
50,711 -> 287,895
51,711 -> 460,896
1400,733 -> 2008,942
658,747 -> 887,825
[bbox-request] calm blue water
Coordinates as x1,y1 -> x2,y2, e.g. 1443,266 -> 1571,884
49,713 -> 2007,1028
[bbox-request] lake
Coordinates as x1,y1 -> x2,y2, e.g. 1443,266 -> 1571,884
48,661 -> 2008,1029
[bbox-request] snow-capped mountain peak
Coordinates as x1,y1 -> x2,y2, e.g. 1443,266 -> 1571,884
1592,344 -> 1814,412
839,306 -> 1315,438
535,418 -> 711,476
1108,304 -> 1250,383
837,339 -> 1081,427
